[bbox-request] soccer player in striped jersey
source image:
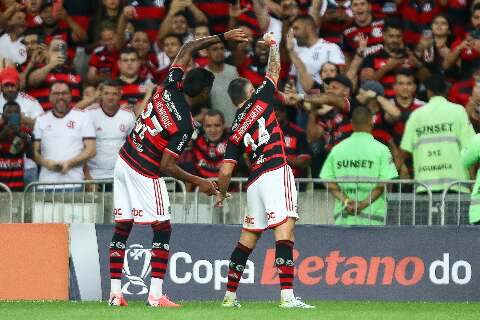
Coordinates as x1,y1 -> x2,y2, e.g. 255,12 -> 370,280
108,28 -> 249,308
215,32 -> 314,309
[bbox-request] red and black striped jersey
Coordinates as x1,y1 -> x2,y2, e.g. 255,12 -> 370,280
281,121 -> 311,178
342,20 -> 384,56
88,46 -> 119,79
224,77 -> 287,185
371,1 -> 400,19
118,77 -> 149,109
448,78 -> 473,107
389,98 -> 424,145
237,55 -> 267,87
320,2 -> 353,45
0,127 -> 30,191
445,0 -> 469,38
119,66 -> 194,178
26,65 -> 82,111
401,0 -> 443,48
196,0 -> 230,33
29,26 -> 76,61
236,0 -> 262,37
189,132 -> 229,178
127,0 -> 166,42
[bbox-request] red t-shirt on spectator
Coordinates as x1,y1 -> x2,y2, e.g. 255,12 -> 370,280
401,0 -> 443,48
88,46 -> 119,79
448,78 -> 474,107
281,121 -> 311,178
320,2 -> 353,45
342,20 -> 384,56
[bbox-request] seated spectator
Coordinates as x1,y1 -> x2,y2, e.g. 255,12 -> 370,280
0,101 -> 31,191
116,47 -> 150,114
33,82 -> 96,186
155,34 -> 183,83
342,0 -> 384,59
27,38 -> 82,111
85,80 -> 135,181
87,26 -> 120,85
274,100 -> 311,178
32,0 -> 87,61
0,4 -> 27,65
401,0 -> 444,48
445,3 -> 480,79
205,42 -> 239,125
361,17 -> 430,98
320,106 -> 398,225
183,110 -> 229,180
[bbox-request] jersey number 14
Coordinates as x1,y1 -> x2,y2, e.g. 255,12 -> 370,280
243,117 -> 270,156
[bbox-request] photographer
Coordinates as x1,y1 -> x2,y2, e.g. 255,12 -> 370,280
0,101 -> 31,191
360,18 -> 430,98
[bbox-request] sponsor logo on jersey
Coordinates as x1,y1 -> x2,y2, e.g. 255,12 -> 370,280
231,102 -> 268,144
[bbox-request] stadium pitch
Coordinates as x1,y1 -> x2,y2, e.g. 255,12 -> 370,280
1,301 -> 480,320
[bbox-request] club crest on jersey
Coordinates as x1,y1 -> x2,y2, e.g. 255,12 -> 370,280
66,120 -> 75,129
119,124 -> 127,132
371,27 -> 382,38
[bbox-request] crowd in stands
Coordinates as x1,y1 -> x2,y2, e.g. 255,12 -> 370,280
1,0 -> 480,192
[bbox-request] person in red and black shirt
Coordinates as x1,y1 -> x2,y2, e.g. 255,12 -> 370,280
183,110 -> 229,179
130,31 -> 160,81
371,0 -> 400,19
360,17 -> 429,98
342,0 -> 384,59
155,34 -> 183,83
317,0 -> 353,45
0,101 -> 31,191
116,47 -> 149,113
87,26 -> 119,85
108,29 -> 247,307
196,0 -> 229,34
448,61 -> 480,107
216,33 -> 314,308
401,0 -> 444,48
192,24 -> 211,68
125,0 -> 167,42
274,100 -> 311,178
27,38 -> 82,111
234,36 -> 270,87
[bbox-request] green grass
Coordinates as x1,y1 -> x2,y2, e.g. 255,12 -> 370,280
0,301 -> 480,320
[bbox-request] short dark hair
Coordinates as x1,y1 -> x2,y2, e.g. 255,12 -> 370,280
228,78 -> 251,106
425,74 -> 447,95
351,106 -> 372,128
472,3 -> 480,14
101,79 -> 122,88
120,46 -> 138,58
204,109 -> 225,124
163,33 -> 183,45
395,68 -> 415,80
183,68 -> 215,97
194,23 -> 209,30
384,17 -> 404,33
292,14 -> 316,28
50,81 -> 71,92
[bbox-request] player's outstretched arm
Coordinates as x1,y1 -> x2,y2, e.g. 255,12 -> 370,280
215,162 -> 235,208
172,29 -> 248,67
264,32 -> 281,85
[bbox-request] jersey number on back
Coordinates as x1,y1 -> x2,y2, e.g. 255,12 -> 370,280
134,102 -> 164,140
243,117 -> 270,157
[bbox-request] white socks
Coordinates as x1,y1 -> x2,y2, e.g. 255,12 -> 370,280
281,289 -> 294,301
150,278 -> 164,298
111,279 -> 122,295
224,291 -> 237,300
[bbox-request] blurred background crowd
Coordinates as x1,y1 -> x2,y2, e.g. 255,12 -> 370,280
0,0 -> 479,193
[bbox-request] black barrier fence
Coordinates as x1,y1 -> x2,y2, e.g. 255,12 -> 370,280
70,224 -> 480,302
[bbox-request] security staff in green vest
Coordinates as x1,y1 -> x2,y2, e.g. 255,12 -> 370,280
461,134 -> 480,224
400,75 -> 475,193
320,106 -> 398,225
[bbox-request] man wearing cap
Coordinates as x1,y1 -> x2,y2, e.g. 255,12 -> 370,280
320,106 -> 398,225
0,3 -> 27,65
401,75 -> 475,224
0,67 -> 43,185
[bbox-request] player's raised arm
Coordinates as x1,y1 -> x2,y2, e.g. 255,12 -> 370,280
172,29 -> 249,67
263,32 -> 281,86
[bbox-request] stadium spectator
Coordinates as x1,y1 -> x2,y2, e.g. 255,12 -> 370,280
88,0 -> 123,46
116,47 -> 149,114
205,42 -> 239,124
320,105 -> 398,225
0,101 -> 31,191
183,109 -> 229,181
444,3 -> 480,79
401,0 -> 444,48
0,0 -> 24,30
449,60 -> 480,108
85,80 -> 134,181
289,15 -> 345,93
124,0 -> 167,42
27,38 -> 82,111
129,31 -> 159,81
87,26 -> 120,85
370,0 -> 400,19
0,3 -> 27,65
361,17 -> 429,98
156,0 -> 207,43
274,100 -> 311,178
342,0 -> 384,59
400,75 -> 475,223
155,34 -> 183,83
311,0 -> 353,45
233,36 -> 270,87
253,0 -> 300,43
33,82 -> 96,185
18,29 -> 47,89
192,23 -> 211,67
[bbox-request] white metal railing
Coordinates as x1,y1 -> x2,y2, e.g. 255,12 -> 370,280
0,182 -> 13,222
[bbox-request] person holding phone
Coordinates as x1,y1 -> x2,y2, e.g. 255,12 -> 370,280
0,101 -> 31,191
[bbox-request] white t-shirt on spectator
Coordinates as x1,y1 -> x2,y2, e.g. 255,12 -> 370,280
290,39 -> 345,93
0,33 -> 27,65
33,109 -> 96,183
266,17 -> 283,45
0,92 -> 43,171
85,106 -> 135,179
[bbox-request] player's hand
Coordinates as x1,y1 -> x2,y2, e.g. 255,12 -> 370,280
198,178 -> 218,196
262,32 -> 277,47
223,29 -> 249,43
